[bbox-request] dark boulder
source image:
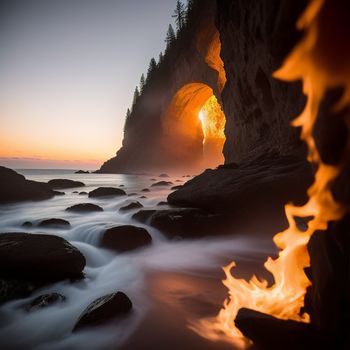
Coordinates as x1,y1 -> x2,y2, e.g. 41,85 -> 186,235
0,166 -> 57,203
119,201 -> 143,212
102,225 -> 152,252
235,308 -> 331,350
38,218 -> 70,228
75,170 -> 89,174
73,292 -> 132,332
66,203 -> 103,213
132,210 -> 156,223
22,221 -> 33,228
171,185 -> 182,190
141,188 -> 150,192
88,187 -> 126,198
148,209 -> 227,238
157,201 -> 168,206
0,278 -> 36,304
26,293 -> 66,311
151,181 -> 173,187
79,191 -> 88,195
47,179 -> 85,189
0,233 -> 85,281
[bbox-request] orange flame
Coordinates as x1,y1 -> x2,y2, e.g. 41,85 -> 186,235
192,0 -> 348,345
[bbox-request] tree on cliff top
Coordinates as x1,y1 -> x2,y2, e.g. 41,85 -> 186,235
165,24 -> 176,50
146,58 -> 157,84
139,74 -> 145,94
172,0 -> 186,32
132,87 -> 139,111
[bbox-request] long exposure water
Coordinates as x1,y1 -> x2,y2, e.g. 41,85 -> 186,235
0,170 -> 274,350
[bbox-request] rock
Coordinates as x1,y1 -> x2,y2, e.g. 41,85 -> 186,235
149,208 -> 227,238
157,201 -> 168,206
66,203 -> 103,213
132,210 -> 156,223
53,191 -> 65,196
119,185 -> 125,188
151,181 -> 173,187
159,173 -> 169,178
141,188 -> 150,192
0,166 -> 57,203
88,187 -> 126,198
73,292 -> 132,332
171,185 -> 182,190
75,170 -> 89,174
119,201 -> 143,212
0,278 -> 36,304
79,191 -> 88,195
38,218 -> 71,228
128,193 -> 138,196
22,221 -> 33,228
150,178 -> 157,181
168,154 -> 313,213
102,225 -> 152,252
72,191 -> 79,194
26,293 -> 66,311
0,233 -> 85,281
235,308 -> 331,350
47,179 -> 85,189
139,196 -> 147,199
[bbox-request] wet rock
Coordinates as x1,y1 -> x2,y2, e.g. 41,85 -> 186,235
0,279 -> 36,304
235,308 -> 331,350
168,154 -> 313,213
22,221 -> 33,228
150,178 -> 157,181
151,181 -> 173,187
79,191 -> 88,195
88,187 -> 126,198
128,193 -> 138,196
38,218 -> 71,228
0,233 -> 85,282
75,170 -> 89,174
171,185 -> 182,190
119,185 -> 125,188
159,173 -> 169,178
66,203 -> 103,213
139,196 -> 147,199
47,179 -> 85,189
141,188 -> 150,192
119,201 -> 143,212
53,191 -> 65,196
149,208 -> 227,238
132,210 -> 156,223
102,225 -> 152,252
26,293 -> 66,311
73,292 -> 132,332
157,201 -> 168,206
72,191 -> 79,194
0,166 -> 57,203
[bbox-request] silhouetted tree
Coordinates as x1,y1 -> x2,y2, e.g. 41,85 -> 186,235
132,87 -> 140,110
139,74 -> 145,94
172,0 -> 186,31
186,0 -> 195,21
124,108 -> 131,132
146,58 -> 157,84
165,24 -> 176,51
158,52 -> 164,65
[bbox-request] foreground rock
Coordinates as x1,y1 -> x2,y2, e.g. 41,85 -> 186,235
47,179 -> 85,189
0,233 -> 85,282
119,201 -> 143,212
0,279 -> 36,304
73,292 -> 132,332
168,154 -> 313,213
66,203 -> 103,213
235,308 -> 330,350
102,225 -> 152,252
26,293 -> 66,311
38,218 -> 70,228
88,187 -> 126,198
0,166 -> 57,203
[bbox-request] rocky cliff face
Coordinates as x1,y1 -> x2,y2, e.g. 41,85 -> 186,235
99,0 -> 309,174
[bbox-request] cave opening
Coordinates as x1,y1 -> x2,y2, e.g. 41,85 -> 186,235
163,83 -> 226,172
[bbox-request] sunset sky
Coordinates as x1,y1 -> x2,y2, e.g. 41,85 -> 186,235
0,0 -> 177,169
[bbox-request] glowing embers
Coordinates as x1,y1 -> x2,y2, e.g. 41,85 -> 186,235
163,83 -> 226,171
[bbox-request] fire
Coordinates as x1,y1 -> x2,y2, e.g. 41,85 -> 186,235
192,0 -> 349,345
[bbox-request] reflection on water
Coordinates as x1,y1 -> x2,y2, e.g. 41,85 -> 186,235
0,170 -> 273,350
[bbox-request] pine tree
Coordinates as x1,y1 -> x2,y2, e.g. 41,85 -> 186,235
139,74 -> 145,94
132,87 -> 139,110
165,24 -> 176,50
172,0 -> 186,32
146,58 -> 157,84
186,0 -> 195,21
158,51 -> 164,65
124,108 -> 131,132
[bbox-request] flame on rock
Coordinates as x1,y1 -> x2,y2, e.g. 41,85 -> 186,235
191,0 -> 349,346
